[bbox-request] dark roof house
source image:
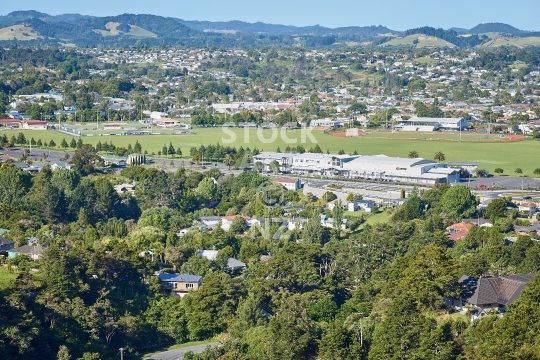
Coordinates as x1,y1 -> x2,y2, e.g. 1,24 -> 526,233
0,235 -> 14,251
458,273 -> 534,308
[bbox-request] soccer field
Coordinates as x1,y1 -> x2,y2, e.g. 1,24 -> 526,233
2,128 -> 540,174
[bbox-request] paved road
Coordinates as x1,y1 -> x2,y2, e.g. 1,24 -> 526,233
143,342 -> 220,360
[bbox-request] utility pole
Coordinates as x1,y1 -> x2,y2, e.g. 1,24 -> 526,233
119,347 -> 124,360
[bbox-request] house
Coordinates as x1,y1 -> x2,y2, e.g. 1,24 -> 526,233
114,183 -> 135,195
273,178 -> 302,191
320,214 -> 347,230
447,222 -> 474,241
348,200 -> 375,213
51,162 -> 71,170
462,218 -> 493,227
288,218 -> 308,231
518,202 -> 537,215
197,250 -> 247,273
8,245 -> 45,260
446,274 -> 534,321
158,273 -> 202,297
196,216 -> 222,229
221,215 -> 249,231
0,235 -> 14,251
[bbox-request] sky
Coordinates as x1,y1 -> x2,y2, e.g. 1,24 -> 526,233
2,0 -> 540,31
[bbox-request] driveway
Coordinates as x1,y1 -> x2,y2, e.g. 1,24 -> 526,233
143,342 -> 220,360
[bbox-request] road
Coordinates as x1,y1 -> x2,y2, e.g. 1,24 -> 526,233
143,343 -> 220,360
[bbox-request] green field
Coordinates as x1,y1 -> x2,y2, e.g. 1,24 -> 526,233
3,128 -> 540,174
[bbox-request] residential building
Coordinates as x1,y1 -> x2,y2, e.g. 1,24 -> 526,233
348,200 -> 375,213
446,274 -> 534,321
8,245 -> 45,260
158,273 -> 202,297
320,214 -> 347,230
447,222 -> 474,241
51,162 -> 71,170
114,183 -> 136,195
518,202 -> 537,214
0,236 -> 14,251
273,178 -> 302,191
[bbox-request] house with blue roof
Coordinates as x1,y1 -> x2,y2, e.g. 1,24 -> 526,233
158,273 -> 202,297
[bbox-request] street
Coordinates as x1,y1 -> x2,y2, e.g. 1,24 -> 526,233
143,342 -> 220,360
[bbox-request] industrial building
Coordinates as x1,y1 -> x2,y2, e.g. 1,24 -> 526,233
253,152 -> 461,184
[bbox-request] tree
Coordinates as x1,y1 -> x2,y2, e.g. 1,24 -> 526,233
69,138 -> 77,149
168,142 -> 176,157
434,151 -> 446,163
134,140 -> 142,153
408,150 -> 419,158
269,160 -> 280,173
440,185 -> 477,220
254,161 -> 263,173
494,168 -> 504,174
392,189 -> 423,221
515,168 -> 523,175
223,154 -> 234,170
61,138 -> 69,150
332,200 -> 344,232
196,177 -> 217,202
303,213 -> 327,245
534,168 -> 540,177
486,198 -> 510,220
49,140 -> 56,148
401,245 -> 459,310
265,296 -> 319,360
72,144 -> 101,175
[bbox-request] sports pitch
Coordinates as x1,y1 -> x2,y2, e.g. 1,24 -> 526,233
2,127 -> 540,174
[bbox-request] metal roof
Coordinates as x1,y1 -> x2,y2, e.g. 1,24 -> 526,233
158,273 -> 202,282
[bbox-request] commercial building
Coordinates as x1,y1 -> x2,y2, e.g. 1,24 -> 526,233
400,117 -> 467,131
0,119 -> 48,130
253,152 -> 460,185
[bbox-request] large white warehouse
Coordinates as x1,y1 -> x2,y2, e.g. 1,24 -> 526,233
253,152 -> 460,184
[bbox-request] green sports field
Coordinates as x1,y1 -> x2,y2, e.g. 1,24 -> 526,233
2,128 -> 540,174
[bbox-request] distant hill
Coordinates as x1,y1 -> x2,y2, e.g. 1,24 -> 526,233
405,27 -> 488,48
469,22 -> 527,35
0,11 -> 537,48
175,18 -> 402,38
379,34 -> 456,49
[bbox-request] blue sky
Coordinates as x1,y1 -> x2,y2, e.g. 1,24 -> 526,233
2,0 -> 539,31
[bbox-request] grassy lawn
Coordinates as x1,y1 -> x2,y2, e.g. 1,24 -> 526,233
362,210 -> 392,226
0,265 -> 19,290
3,128 -> 540,174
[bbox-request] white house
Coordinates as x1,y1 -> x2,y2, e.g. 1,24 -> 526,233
518,202 -> 537,214
320,214 -> 347,230
273,178 -> 302,191
348,200 -> 375,213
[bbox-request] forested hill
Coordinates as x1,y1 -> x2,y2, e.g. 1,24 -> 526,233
0,11 -> 535,48
469,22 -> 528,35
405,27 -> 489,48
175,19 -> 400,37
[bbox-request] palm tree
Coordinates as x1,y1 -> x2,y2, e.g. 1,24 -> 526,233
224,154 -> 234,170
434,151 -> 445,163
408,150 -> 419,159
